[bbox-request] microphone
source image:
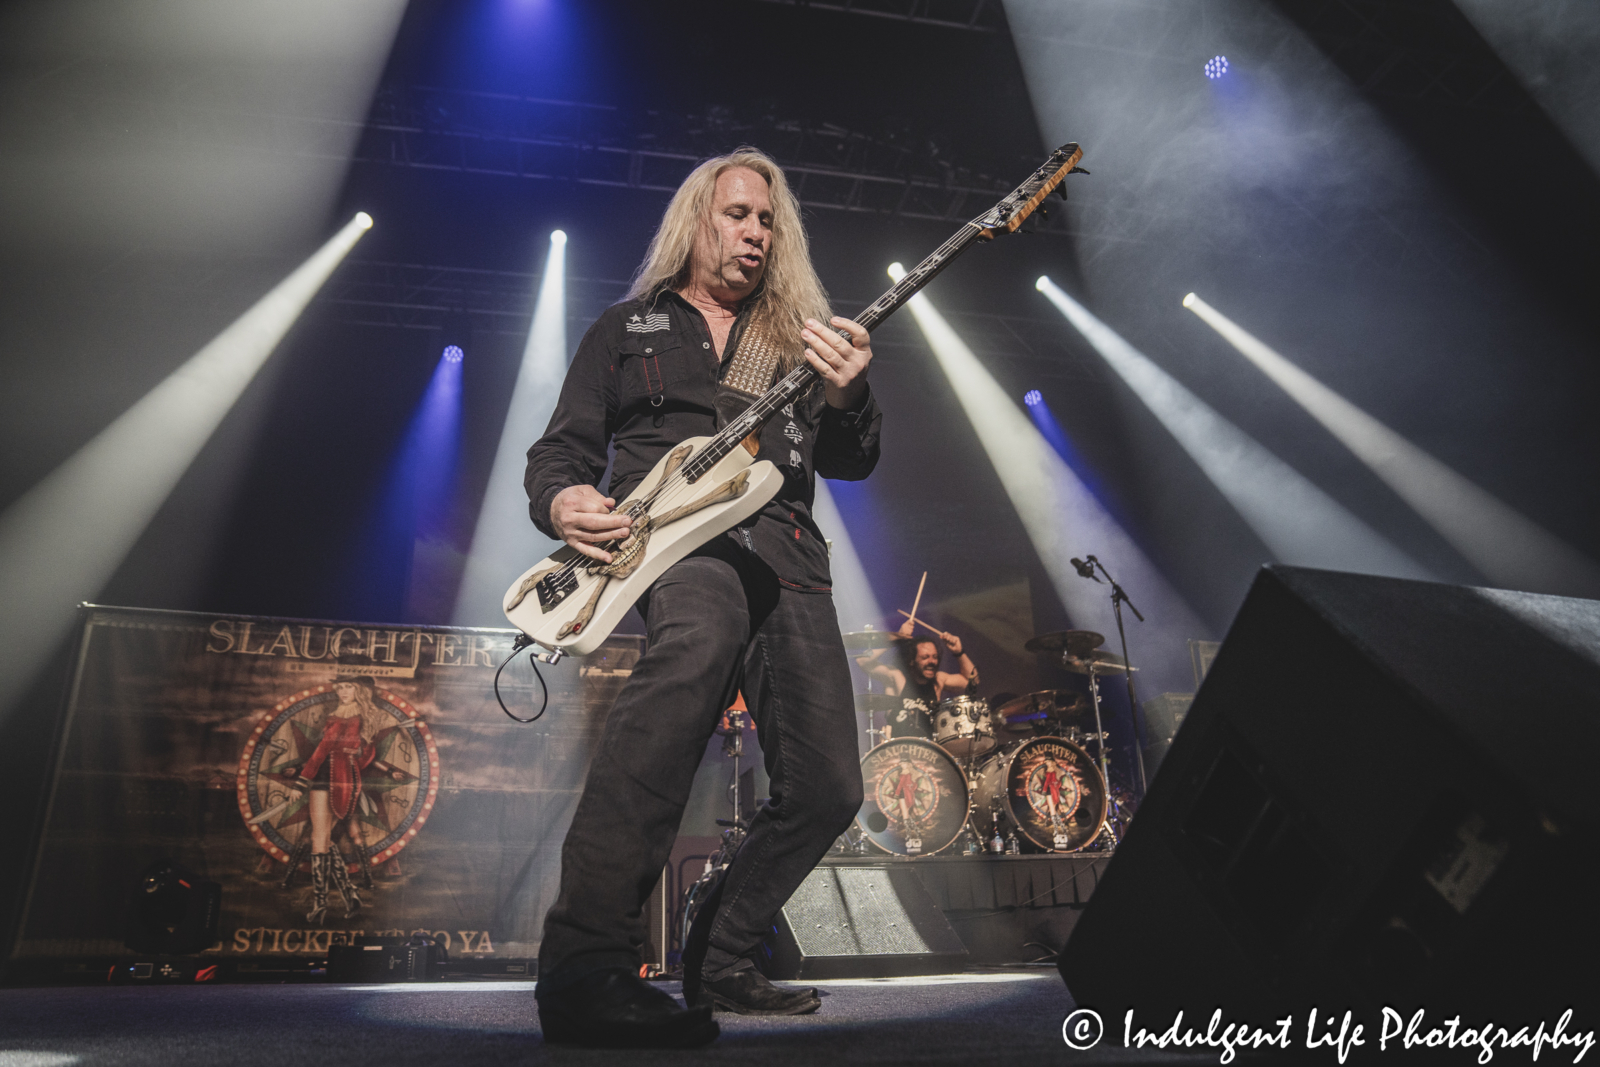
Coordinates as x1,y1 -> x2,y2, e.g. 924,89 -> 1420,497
1070,557 -> 1101,582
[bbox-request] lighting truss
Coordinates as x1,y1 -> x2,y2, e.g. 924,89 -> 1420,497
354,86 -> 1055,230
743,0 -> 1007,33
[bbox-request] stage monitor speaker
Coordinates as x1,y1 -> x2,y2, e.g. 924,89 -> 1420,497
1060,566 -> 1599,1018
761,864 -> 969,979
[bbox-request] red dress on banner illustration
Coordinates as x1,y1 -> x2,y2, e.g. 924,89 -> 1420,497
300,715 -> 375,821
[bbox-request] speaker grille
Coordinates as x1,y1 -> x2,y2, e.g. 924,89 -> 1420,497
790,869 -> 929,955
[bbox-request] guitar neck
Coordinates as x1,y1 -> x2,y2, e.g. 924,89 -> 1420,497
686,222 -> 987,480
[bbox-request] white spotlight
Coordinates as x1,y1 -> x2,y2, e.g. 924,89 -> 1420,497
452,227 -> 570,625
1184,292 -> 1600,597
895,276 -> 1208,691
1037,277 -> 1428,580
0,212 -> 372,715
811,480 -> 885,634
888,263 -> 905,280
355,211 -> 374,230
1036,276 -> 1049,292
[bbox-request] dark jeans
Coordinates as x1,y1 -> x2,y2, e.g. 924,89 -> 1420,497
536,538 -> 864,989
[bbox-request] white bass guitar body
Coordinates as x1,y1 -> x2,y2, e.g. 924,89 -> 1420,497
503,437 -> 783,656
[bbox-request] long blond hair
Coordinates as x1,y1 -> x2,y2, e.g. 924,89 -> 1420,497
627,147 -> 830,374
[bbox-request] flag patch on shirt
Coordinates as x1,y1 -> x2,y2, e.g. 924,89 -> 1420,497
625,312 -> 671,334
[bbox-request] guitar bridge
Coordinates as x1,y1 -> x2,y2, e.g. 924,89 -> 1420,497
535,569 -> 578,613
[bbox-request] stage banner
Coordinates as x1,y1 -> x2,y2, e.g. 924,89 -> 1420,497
11,605 -> 640,963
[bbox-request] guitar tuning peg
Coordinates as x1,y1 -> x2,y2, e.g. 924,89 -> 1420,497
1056,184 -> 1070,201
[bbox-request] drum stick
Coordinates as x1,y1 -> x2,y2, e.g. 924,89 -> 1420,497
896,609 -> 945,637
906,572 -> 927,627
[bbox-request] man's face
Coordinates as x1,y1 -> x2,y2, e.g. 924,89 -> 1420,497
692,166 -> 773,299
914,641 -> 940,681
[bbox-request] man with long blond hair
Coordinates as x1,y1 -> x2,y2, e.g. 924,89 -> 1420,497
524,147 -> 881,1047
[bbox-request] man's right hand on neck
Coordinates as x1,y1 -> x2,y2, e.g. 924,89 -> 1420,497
551,485 -> 632,564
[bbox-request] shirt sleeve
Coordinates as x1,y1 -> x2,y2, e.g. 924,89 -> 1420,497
524,319 -> 617,539
812,386 -> 882,481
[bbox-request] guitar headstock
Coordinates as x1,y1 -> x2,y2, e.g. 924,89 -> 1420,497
977,143 -> 1086,239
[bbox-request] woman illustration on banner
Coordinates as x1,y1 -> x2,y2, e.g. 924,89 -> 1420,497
290,674 -> 381,923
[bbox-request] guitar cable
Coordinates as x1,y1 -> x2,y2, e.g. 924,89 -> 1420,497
494,632 -> 550,724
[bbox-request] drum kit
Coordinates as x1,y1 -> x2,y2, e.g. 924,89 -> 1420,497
842,626 -> 1138,858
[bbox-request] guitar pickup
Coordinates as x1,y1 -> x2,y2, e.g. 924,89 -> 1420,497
535,568 -> 578,613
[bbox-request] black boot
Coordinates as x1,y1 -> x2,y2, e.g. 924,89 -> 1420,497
327,852 -> 362,918
682,877 -> 819,1016
536,967 -> 719,1048
693,965 -> 821,1016
305,852 -> 330,925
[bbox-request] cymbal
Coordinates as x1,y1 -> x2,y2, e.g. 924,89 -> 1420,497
995,689 -> 1090,723
1060,649 -> 1137,674
1024,630 -> 1105,657
842,629 -> 902,653
854,693 -> 901,715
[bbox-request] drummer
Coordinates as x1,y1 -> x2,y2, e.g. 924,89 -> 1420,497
857,619 -> 980,739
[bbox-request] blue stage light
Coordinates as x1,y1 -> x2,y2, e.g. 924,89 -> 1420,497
1205,55 -> 1229,80
443,344 -> 464,363
1023,389 -> 1043,407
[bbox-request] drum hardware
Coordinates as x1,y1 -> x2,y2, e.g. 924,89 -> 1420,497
853,692 -> 901,751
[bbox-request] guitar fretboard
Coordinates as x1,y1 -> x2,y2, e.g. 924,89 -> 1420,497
679,144 -> 1079,484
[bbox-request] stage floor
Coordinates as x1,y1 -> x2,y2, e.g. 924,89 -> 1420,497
0,969 -> 1190,1065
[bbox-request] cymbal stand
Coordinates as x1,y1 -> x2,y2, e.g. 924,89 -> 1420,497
1080,662 -> 1113,788
1085,555 -> 1150,797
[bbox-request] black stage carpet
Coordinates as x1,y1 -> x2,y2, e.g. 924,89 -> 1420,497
0,971 -> 1210,1065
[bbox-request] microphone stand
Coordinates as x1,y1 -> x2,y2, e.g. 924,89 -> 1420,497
1084,555 -> 1151,799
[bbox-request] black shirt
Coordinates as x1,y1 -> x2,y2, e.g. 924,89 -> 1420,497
524,290 -> 882,592
888,675 -> 939,739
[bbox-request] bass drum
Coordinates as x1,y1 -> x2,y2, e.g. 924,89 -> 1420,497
970,736 -> 1108,852
856,737 -> 969,857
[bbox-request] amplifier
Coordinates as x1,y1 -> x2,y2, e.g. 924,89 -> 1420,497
328,936 -> 445,983
760,865 -> 968,979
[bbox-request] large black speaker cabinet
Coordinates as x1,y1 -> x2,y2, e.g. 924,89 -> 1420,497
1060,566 -> 1599,1018
760,865 -> 969,979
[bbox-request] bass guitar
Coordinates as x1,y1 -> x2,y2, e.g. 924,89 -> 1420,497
504,142 -> 1086,657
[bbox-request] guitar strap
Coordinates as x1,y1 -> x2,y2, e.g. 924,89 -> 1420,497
713,317 -> 785,433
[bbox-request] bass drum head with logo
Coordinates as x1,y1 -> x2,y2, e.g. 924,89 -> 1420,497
970,736 -> 1107,852
856,737 -> 969,857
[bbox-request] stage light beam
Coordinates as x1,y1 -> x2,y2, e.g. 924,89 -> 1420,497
453,229 -> 569,626
1183,292 -> 1600,597
812,479 -> 885,635
0,211 -> 373,715
1038,277 -> 1428,580
888,263 -> 1208,689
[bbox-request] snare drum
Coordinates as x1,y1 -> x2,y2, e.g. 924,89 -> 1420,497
933,695 -> 996,758
969,736 -> 1108,853
856,737 -> 969,857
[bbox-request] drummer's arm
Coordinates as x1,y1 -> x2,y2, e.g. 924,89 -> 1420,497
939,632 -> 979,693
